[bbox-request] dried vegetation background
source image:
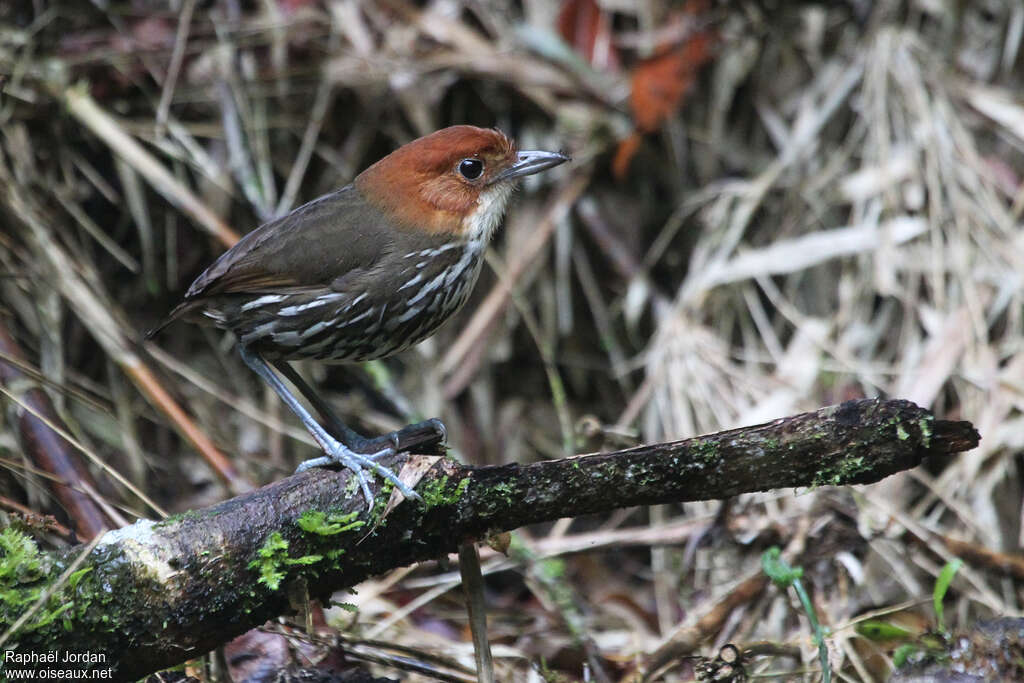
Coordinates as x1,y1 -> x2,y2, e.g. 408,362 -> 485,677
1,0 -> 1023,680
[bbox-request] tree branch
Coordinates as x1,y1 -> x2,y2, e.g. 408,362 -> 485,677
4,399 -> 978,679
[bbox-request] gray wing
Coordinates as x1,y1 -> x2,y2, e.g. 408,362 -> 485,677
186,184 -> 394,299
147,184 -> 446,338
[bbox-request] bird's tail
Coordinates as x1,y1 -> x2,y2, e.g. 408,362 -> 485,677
145,300 -> 195,339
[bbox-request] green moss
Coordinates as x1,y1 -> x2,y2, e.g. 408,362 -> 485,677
419,476 -> 448,505
298,510 -> 364,536
0,528 -> 46,586
249,532 -> 323,591
250,532 -> 288,591
487,481 -> 516,507
813,455 -> 870,487
896,424 -> 910,441
0,528 -> 76,634
293,509 -> 365,571
67,567 -> 92,589
154,509 -> 204,528
420,475 -> 471,507
918,417 -> 933,448
367,479 -> 398,521
691,438 -> 720,463
344,474 -> 361,497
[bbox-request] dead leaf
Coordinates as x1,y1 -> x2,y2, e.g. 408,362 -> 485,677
383,454 -> 443,517
612,132 -> 643,180
556,0 -> 620,70
486,531 -> 512,555
615,29 -> 716,178
630,31 -> 715,134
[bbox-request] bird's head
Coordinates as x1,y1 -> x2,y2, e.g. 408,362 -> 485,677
355,126 -> 568,243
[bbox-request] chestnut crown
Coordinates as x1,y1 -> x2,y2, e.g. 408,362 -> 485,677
354,125 -> 567,237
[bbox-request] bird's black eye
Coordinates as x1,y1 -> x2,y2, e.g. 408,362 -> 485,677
458,158 -> 484,180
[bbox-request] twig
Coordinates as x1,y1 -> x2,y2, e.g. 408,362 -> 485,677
1,175 -> 248,495
5,399 -> 977,679
459,542 -> 495,683
62,85 -> 240,248
155,0 -> 198,136
0,383 -> 166,521
276,78 -> 335,216
0,324 -> 110,539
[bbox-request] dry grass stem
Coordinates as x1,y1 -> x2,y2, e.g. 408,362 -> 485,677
0,2 -> 1020,680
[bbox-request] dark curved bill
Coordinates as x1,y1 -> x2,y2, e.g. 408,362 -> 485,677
491,150 -> 570,183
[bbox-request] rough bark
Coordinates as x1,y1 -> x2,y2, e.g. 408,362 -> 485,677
1,399 -> 979,680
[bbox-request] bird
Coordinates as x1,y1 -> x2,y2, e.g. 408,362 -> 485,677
150,125 -> 569,507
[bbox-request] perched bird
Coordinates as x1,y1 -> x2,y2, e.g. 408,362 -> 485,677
151,126 -> 569,507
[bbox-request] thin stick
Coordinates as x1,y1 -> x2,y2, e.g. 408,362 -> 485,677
62,85 -> 240,248
459,542 -> 495,683
276,78 -> 335,216
155,0 -> 198,136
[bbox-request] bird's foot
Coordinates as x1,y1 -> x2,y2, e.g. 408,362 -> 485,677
295,436 -> 421,509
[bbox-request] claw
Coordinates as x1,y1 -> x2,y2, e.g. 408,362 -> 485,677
427,418 -> 447,444
294,435 -> 421,507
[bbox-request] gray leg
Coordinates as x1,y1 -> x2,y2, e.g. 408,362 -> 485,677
271,359 -> 368,448
272,360 -> 447,453
239,346 -> 421,507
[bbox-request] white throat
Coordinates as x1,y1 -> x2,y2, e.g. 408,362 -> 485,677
463,182 -> 514,250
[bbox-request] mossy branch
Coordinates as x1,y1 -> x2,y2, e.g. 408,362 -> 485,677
2,399 -> 978,680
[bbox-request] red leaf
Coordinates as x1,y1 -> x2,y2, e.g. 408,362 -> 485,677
629,30 -> 715,134
612,132 -> 643,181
557,0 -> 620,70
